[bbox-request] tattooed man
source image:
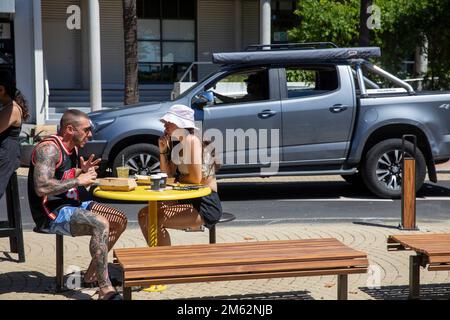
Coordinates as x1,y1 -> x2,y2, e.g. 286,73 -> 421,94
27,109 -> 127,300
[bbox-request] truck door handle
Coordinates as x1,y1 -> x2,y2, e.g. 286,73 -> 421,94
329,104 -> 348,113
258,110 -> 277,119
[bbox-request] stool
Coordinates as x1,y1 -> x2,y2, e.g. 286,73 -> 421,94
0,172 -> 25,262
33,228 -> 64,292
183,212 -> 236,244
208,212 -> 236,244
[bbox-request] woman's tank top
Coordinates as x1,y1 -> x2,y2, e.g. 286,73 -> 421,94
176,142 -> 216,178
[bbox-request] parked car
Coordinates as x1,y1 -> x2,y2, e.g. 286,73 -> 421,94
83,43 -> 450,198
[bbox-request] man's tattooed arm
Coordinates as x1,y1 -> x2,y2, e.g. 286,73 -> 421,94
33,142 -> 79,197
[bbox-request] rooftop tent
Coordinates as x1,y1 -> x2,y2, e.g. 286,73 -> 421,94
212,47 -> 381,65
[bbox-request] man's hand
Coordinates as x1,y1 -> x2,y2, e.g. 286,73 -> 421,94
80,154 -> 101,173
77,168 -> 97,187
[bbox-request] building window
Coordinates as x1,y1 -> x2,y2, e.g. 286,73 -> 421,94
137,0 -> 196,83
271,0 -> 299,43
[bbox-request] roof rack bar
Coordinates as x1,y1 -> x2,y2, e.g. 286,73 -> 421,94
355,63 -> 368,98
245,42 -> 338,51
363,62 -> 415,95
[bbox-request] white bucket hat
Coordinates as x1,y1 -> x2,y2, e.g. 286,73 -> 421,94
160,104 -> 199,130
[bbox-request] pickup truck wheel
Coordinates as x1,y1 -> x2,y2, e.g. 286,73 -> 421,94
112,143 -> 160,177
362,139 -> 426,199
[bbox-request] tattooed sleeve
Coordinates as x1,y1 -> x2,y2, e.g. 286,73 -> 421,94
33,142 -> 79,196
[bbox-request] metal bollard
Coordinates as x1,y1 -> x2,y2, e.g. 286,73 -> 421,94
400,135 -> 419,230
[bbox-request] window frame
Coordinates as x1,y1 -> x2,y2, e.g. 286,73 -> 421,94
193,66 -> 279,108
280,64 -> 341,100
136,0 -> 197,84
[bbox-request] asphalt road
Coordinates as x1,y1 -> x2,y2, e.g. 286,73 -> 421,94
2,176 -> 450,230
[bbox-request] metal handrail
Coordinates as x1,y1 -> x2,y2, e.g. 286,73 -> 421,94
179,61 -> 214,83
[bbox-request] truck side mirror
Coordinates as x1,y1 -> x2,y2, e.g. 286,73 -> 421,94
192,91 -> 214,109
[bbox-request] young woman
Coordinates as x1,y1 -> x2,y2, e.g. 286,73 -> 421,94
0,71 -> 30,198
138,104 -> 222,246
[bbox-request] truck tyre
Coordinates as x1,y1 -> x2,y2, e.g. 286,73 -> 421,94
112,143 -> 160,177
361,139 -> 426,199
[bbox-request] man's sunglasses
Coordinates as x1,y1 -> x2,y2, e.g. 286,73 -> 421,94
74,126 -> 93,133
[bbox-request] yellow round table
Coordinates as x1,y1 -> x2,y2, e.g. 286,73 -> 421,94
94,184 -> 211,292
93,185 -> 212,247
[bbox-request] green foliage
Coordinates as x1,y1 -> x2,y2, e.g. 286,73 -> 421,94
288,0 -> 450,90
288,0 -> 360,47
286,69 -> 315,85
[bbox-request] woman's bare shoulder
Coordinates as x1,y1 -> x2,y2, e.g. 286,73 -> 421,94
12,102 -> 23,126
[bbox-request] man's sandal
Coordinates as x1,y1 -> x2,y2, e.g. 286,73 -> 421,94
82,277 -> 122,288
99,291 -> 123,300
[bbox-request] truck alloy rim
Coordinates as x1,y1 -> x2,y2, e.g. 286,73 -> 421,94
126,153 -> 160,175
376,150 -> 405,190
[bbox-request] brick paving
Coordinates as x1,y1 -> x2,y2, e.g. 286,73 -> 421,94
2,221 -> 450,300
3,166 -> 450,300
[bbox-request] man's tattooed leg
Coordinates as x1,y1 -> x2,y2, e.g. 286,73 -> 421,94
70,208 -> 112,288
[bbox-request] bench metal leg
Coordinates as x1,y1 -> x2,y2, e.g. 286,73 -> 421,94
123,287 -> 132,300
56,234 -> 64,292
337,274 -> 348,300
409,255 -> 421,300
209,225 -> 216,244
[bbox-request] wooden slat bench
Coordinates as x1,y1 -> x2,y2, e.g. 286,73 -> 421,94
388,234 -> 450,299
114,238 -> 369,300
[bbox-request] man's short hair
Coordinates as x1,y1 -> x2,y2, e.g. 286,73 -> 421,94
60,109 -> 89,131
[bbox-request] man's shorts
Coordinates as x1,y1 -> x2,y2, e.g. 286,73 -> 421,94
48,201 -> 93,236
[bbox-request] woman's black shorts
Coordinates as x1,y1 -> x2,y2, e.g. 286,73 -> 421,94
178,191 -> 222,228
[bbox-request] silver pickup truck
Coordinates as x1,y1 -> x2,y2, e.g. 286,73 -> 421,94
84,43 -> 450,198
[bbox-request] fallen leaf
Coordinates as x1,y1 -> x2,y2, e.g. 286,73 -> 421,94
244,236 -> 255,241
324,282 -> 335,288
349,291 -> 358,295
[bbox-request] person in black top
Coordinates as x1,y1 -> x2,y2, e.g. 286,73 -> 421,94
28,109 -> 127,300
0,70 -> 30,198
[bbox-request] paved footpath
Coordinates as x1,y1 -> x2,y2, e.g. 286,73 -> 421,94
2,220 -> 450,300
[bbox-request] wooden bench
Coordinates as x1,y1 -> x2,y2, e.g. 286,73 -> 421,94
114,238 -> 369,300
388,234 -> 450,299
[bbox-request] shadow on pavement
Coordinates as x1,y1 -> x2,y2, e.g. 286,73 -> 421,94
0,270 -> 93,300
182,290 -> 314,300
218,181 -> 373,201
352,221 -> 401,229
217,181 -> 450,201
360,283 -> 450,300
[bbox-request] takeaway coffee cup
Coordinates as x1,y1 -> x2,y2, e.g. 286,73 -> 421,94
159,173 -> 168,188
150,174 -> 161,191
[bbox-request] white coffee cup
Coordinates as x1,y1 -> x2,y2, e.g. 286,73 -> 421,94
159,173 -> 168,188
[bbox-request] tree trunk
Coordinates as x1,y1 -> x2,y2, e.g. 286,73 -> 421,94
123,0 -> 139,105
359,0 -> 372,46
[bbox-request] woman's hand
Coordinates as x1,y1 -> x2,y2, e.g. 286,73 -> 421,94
158,135 -> 170,153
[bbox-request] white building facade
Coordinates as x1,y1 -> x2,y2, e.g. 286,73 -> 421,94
1,0 -> 298,124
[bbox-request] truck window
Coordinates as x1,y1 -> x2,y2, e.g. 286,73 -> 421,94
285,66 -> 338,99
206,68 -> 269,105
